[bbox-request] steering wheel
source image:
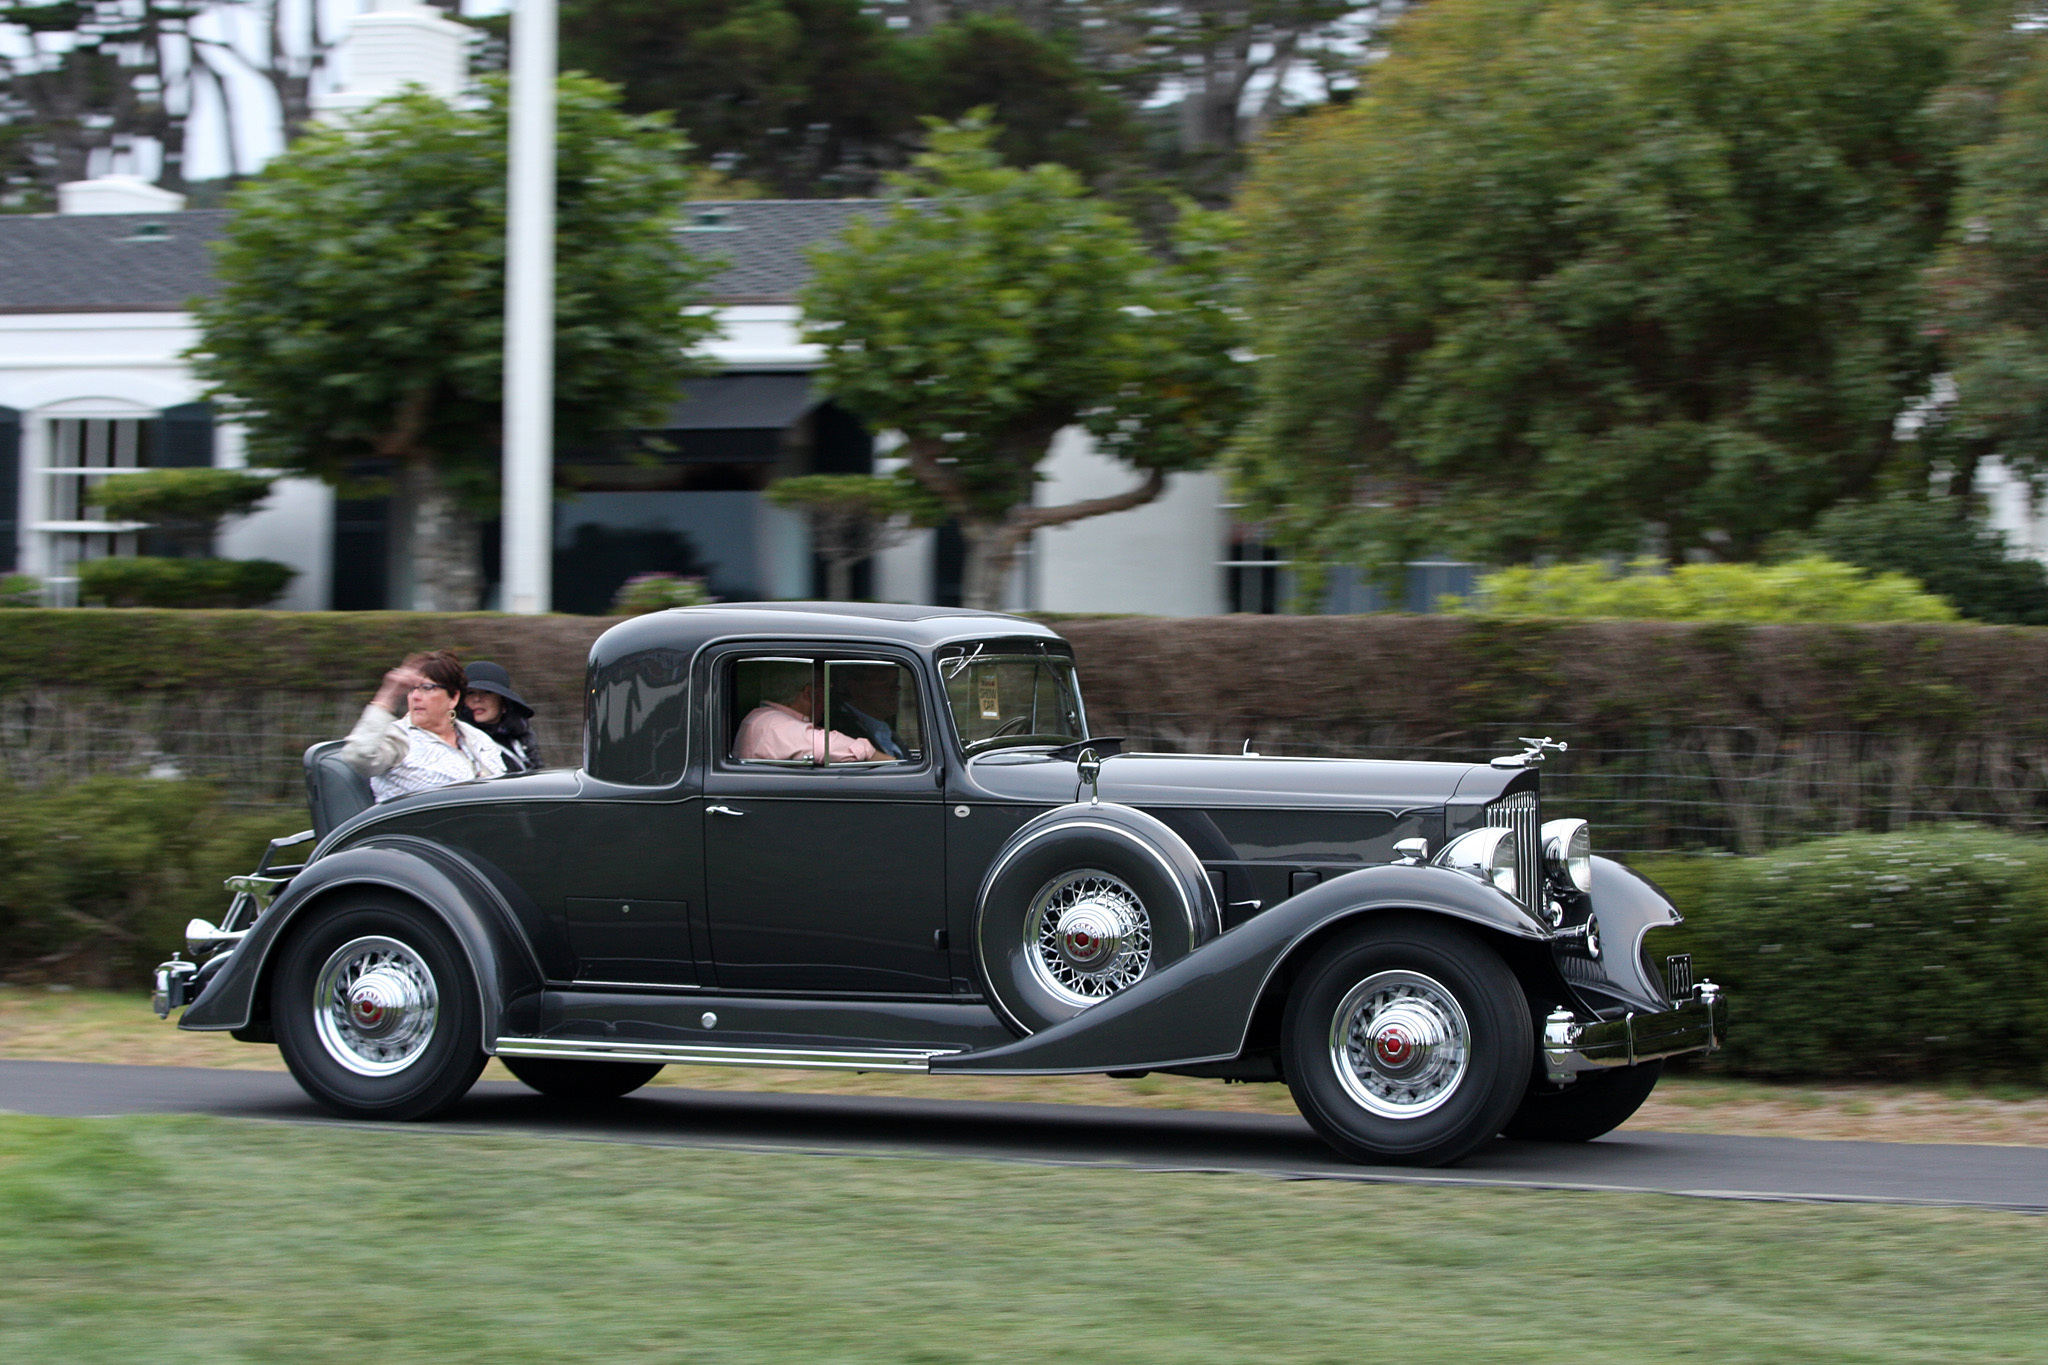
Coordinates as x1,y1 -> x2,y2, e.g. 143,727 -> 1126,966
988,715 -> 1030,737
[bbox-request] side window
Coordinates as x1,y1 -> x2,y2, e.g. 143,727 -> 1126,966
726,656 -> 922,767
824,660 -> 923,764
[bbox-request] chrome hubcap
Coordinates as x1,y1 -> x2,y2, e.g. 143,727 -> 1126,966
1026,870 -> 1151,1006
313,936 -> 439,1077
1328,969 -> 1470,1119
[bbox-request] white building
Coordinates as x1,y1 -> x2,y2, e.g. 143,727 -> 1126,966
0,188 -> 1237,613
0,0 -> 1234,614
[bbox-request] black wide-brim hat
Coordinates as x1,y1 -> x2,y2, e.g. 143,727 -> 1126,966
462,661 -> 532,716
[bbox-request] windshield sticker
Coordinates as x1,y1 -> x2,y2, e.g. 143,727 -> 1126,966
979,673 -> 1000,720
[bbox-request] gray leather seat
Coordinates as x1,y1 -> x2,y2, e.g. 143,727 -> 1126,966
304,740 -> 374,838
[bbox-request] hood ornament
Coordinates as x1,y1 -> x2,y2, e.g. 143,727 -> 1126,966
1491,736 -> 1567,769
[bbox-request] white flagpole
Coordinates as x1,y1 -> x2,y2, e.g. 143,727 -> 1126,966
502,0 -> 557,614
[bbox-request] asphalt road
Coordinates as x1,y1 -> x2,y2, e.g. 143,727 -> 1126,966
3,1059 -> 2042,1212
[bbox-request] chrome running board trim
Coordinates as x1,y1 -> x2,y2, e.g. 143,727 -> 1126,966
494,1036 -> 960,1072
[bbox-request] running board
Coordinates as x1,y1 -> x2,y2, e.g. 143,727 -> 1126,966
493,1036 -> 959,1073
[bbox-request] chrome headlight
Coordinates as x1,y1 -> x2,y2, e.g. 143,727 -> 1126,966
1434,826 -> 1518,899
1542,819 -> 1592,893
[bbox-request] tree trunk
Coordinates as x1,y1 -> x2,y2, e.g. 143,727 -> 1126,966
825,556 -> 854,602
959,521 -> 1029,612
391,460 -> 482,611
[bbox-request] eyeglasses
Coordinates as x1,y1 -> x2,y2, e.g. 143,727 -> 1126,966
408,682 -> 449,694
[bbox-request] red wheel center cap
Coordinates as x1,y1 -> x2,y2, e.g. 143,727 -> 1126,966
354,999 -> 384,1026
1375,1027 -> 1413,1067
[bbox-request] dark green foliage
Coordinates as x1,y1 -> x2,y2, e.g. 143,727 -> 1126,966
82,468 -> 278,558
0,779 -> 291,985
905,17 -> 1138,186
1797,495 -> 2048,625
1925,27 -> 2048,491
0,574 -> 39,606
1635,828 -> 2048,1082
1231,0 -> 1962,577
559,0 -> 918,197
76,558 -> 296,609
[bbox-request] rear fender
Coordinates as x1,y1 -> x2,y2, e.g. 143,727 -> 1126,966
179,836 -> 545,1045
933,862 -> 1550,1075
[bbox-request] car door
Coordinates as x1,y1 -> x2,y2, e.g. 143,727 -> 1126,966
701,651 -> 949,993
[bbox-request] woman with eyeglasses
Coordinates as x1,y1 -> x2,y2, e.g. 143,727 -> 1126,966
340,650 -> 507,803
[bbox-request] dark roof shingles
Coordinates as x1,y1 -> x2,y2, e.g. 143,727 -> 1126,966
0,199 -> 883,313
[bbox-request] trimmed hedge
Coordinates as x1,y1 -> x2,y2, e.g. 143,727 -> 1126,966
4,609 -> 2048,737
0,779 -> 289,986
1632,828 -> 2048,1083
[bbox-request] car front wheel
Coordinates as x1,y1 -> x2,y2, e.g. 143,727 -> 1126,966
272,894 -> 486,1121
1282,916 -> 1532,1167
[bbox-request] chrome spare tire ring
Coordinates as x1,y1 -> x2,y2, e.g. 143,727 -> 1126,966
1327,968 -> 1471,1120
1024,868 -> 1152,1007
312,935 -> 441,1078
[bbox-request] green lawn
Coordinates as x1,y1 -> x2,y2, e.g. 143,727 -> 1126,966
2,1114 -> 2041,1364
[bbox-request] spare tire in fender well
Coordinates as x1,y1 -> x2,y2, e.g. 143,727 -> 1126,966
974,801 -> 1221,1035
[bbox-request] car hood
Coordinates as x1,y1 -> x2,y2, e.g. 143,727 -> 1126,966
966,750 -> 1526,813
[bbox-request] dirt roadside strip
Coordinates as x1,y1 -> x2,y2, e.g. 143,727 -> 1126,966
5,986 -> 2044,1147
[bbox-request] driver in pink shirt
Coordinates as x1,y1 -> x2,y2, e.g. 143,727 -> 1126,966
733,674 -> 879,763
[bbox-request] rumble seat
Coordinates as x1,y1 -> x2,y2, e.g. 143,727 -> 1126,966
304,740 -> 374,838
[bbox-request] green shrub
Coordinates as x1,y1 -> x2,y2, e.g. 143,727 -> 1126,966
0,779 -> 294,986
77,557 -> 296,609
82,469 -> 278,558
1643,828 -> 2048,1082
1448,556 -> 1959,622
609,572 -> 712,615
1796,495 -> 2048,626
0,574 -> 41,607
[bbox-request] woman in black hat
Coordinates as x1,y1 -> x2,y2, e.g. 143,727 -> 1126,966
459,661 -> 542,772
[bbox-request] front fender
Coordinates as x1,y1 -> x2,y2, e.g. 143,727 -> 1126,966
934,862 -> 1548,1075
1564,855 -> 1686,1014
179,836 -> 546,1044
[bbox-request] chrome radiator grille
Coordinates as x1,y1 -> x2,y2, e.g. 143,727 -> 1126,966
1486,792 -> 1541,913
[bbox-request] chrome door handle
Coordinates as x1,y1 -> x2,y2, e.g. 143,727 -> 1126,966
706,804 -> 744,816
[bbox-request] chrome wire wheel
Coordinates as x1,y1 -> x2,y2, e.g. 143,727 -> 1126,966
1024,869 -> 1152,1007
311,935 -> 441,1078
1327,969 -> 1471,1120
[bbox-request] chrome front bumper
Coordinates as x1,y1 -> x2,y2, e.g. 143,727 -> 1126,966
1543,982 -> 1724,1083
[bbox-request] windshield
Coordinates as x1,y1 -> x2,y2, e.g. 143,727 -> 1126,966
940,644 -> 1088,754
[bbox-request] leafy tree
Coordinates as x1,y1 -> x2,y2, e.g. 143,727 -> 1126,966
1230,0 -> 1963,583
904,16 -> 1138,185
191,77 -> 719,610
1924,25 -> 2048,498
560,0 -> 921,196
1447,556 -> 1959,623
1794,494 -> 2048,625
765,472 -> 940,601
800,121 -> 1252,609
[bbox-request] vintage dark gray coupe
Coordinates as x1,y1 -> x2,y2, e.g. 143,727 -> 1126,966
155,604 -> 1723,1166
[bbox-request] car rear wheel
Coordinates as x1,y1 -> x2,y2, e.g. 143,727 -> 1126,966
1282,916 -> 1532,1167
272,894 -> 486,1121
1503,1059 -> 1663,1142
501,1056 -> 665,1101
